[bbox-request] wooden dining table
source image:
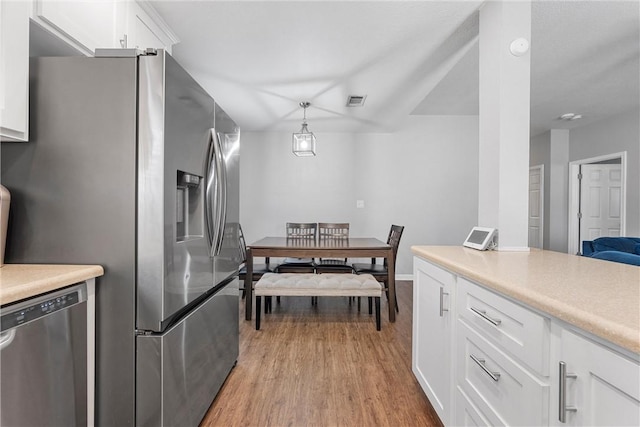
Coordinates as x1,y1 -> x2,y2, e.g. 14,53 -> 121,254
244,237 -> 396,323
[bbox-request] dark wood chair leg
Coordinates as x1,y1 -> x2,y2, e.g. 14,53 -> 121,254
375,297 -> 381,331
256,296 -> 261,330
368,297 -> 373,315
383,280 -> 399,313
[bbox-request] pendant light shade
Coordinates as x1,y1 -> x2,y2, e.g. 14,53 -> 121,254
292,102 -> 316,157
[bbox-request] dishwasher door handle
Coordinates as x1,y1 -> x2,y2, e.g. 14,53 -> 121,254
0,329 -> 16,350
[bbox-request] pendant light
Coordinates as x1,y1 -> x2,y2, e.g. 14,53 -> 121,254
292,101 -> 316,157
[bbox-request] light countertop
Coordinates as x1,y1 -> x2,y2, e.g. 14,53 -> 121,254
0,264 -> 104,305
411,246 -> 640,354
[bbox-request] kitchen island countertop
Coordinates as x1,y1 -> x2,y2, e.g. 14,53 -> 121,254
411,246 -> 640,354
0,264 -> 104,305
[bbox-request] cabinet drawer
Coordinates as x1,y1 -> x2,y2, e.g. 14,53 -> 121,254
454,387 -> 493,427
457,277 -> 550,375
457,319 -> 549,426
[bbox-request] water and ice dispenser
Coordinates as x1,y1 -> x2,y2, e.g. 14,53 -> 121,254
176,171 -> 203,242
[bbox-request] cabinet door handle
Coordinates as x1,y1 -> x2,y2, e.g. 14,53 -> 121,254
470,353 -> 501,381
439,287 -> 449,317
559,361 -> 578,423
470,306 -> 502,326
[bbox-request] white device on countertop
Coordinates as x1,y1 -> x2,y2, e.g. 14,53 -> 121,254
463,227 -> 497,250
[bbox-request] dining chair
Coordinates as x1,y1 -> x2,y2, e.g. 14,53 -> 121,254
274,222 -> 317,273
315,222 -> 354,274
238,223 -> 274,298
352,224 -> 404,313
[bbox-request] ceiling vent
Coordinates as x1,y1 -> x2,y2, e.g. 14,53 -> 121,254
346,95 -> 367,107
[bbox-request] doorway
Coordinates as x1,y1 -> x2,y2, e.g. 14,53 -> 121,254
568,152 -> 626,254
528,165 -> 544,249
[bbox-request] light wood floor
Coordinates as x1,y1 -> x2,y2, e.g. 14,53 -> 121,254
200,281 -> 442,427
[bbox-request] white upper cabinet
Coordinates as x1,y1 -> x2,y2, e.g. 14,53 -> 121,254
1,1 -> 177,142
31,1 -> 177,55
32,0 -> 118,55
117,2 -> 178,54
1,1 -> 30,141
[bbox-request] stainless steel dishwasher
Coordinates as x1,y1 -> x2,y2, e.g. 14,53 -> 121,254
0,282 -> 88,426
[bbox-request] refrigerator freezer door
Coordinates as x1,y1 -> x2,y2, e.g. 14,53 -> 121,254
136,278 -> 239,427
137,52 -> 217,332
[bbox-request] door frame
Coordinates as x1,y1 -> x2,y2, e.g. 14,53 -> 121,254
529,164 -> 544,249
568,151 -> 627,255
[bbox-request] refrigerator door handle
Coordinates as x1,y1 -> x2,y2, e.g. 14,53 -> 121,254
215,131 -> 228,256
204,129 -> 218,255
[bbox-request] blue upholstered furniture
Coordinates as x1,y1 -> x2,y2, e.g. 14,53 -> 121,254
582,237 -> 640,267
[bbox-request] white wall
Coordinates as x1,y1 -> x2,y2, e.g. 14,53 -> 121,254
239,115 -> 479,275
529,108 -> 640,250
570,109 -> 640,236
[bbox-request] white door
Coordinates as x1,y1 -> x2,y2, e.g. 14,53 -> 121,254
579,164 -> 622,248
528,166 -> 544,249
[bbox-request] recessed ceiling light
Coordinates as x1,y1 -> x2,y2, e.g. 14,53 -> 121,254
346,95 -> 367,107
560,113 -> 583,121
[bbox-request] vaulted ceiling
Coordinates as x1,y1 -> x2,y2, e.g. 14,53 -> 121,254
150,1 -> 639,136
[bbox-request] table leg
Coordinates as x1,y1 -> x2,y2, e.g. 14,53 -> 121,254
387,248 -> 396,323
245,248 -> 254,320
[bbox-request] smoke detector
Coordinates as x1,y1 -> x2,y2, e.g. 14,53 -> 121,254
346,95 -> 367,107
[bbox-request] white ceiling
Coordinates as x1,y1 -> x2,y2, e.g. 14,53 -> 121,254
149,1 -> 639,136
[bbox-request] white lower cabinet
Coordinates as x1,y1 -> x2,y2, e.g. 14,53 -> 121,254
455,387 -> 493,427
457,277 -> 550,376
457,319 -> 549,426
412,255 -> 640,426
550,326 -> 640,427
412,256 -> 455,425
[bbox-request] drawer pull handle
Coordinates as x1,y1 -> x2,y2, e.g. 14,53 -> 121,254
439,287 -> 449,317
559,361 -> 578,423
470,306 -> 502,326
470,353 -> 501,381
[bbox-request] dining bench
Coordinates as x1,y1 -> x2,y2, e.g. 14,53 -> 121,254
253,273 -> 382,330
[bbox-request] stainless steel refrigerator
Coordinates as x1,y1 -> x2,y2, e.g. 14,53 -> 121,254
1,49 -> 240,426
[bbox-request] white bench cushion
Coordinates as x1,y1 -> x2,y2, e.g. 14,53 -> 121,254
254,273 -> 382,297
